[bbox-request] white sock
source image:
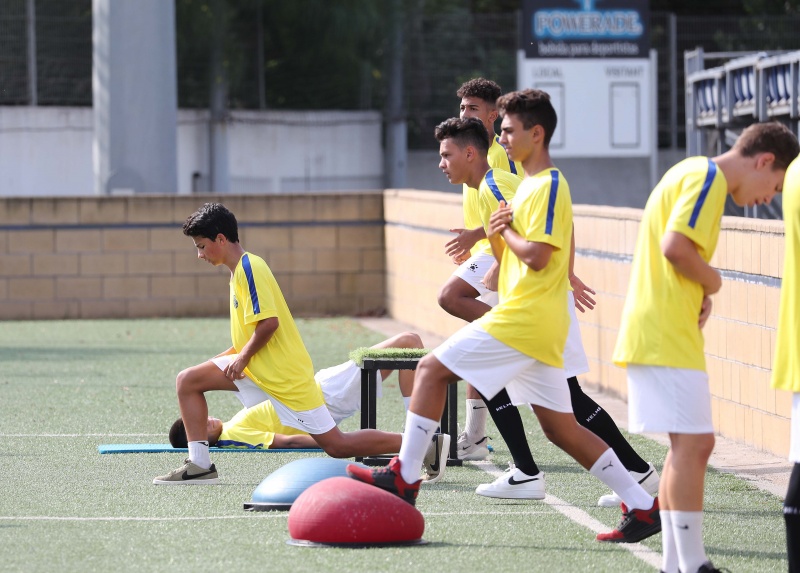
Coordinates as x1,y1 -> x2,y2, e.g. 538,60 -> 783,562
660,510 -> 680,573
398,411 -> 439,483
672,510 -> 707,573
188,441 -> 211,469
403,396 -> 412,411
589,448 -> 654,510
464,398 -> 488,441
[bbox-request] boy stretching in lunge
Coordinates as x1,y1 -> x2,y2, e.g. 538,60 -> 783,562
168,331 -> 446,483
614,122 -> 799,571
434,115 -> 660,505
349,89 -> 660,544
154,203 -> 447,484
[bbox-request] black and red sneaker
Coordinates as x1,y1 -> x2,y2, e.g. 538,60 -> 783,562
596,497 -> 661,543
346,456 -> 421,506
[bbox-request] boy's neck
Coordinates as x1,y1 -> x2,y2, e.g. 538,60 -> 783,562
522,148 -> 555,178
466,157 -> 492,190
223,243 -> 247,274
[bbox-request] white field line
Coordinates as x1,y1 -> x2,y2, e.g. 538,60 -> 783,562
0,511 -> 549,523
472,460 -> 663,570
0,433 -> 162,437
0,455 -> 662,568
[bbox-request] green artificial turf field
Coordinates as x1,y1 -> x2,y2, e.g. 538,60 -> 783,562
0,318 -> 787,572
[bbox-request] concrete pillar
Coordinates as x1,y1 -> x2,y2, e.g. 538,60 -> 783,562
92,0 -> 178,194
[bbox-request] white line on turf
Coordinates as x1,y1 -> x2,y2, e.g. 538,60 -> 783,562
0,511 -> 549,522
0,433 -> 163,437
472,460 -> 662,569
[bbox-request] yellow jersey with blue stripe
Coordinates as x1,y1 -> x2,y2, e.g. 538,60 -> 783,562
473,168 -> 523,255
613,157 -> 727,371
488,135 -> 523,176
217,402 -> 308,449
772,157 -> 800,392
230,252 -> 324,411
478,168 -> 572,366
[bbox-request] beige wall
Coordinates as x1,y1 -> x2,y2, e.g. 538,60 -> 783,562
384,189 -> 791,459
0,194 -> 385,319
0,190 -> 791,458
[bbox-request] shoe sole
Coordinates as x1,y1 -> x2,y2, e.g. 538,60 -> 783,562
424,434 -> 451,484
457,448 -> 491,461
153,478 -> 220,485
597,521 -> 661,543
597,494 -> 621,507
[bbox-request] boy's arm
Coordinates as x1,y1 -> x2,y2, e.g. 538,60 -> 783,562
661,231 -> 722,296
487,202 -> 511,262
445,226 -> 486,260
223,317 -> 279,381
569,227 -> 596,313
270,433 -> 319,449
502,229 -> 553,271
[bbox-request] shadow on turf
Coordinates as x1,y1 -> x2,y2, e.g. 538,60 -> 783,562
706,545 -> 786,561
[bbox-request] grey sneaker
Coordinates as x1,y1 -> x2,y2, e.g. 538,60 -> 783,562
597,463 -> 660,507
422,433 -> 450,484
153,458 -> 219,485
456,431 -> 491,461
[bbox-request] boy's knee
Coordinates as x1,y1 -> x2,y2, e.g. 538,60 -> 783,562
175,368 -> 198,394
398,331 -> 423,349
320,443 -> 349,458
437,284 -> 456,312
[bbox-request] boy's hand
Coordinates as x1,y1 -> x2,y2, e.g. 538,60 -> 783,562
488,201 -> 513,237
570,273 -> 596,313
224,355 -> 248,380
445,228 -> 480,260
481,260 -> 500,291
698,295 -> 713,329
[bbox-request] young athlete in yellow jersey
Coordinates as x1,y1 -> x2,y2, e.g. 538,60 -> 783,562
613,123 -> 798,572
439,79 -> 524,459
349,91 -> 659,540
772,156 -> 800,573
153,203 -> 448,484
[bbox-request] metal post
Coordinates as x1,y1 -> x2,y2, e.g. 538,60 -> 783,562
26,0 -> 37,106
669,13 -> 677,149
385,0 -> 407,189
209,0 -> 230,193
256,0 -> 266,110
650,49 -> 658,190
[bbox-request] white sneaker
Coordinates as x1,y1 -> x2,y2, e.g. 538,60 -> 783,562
456,431 -> 490,461
422,433 -> 451,484
597,462 -> 660,507
475,463 -> 545,499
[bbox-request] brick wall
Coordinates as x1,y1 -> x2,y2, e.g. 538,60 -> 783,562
383,190 -> 791,459
0,193 -> 385,319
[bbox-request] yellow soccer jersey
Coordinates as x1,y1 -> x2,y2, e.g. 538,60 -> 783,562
772,157 -> 800,392
217,402 -> 308,449
478,168 -> 572,366
462,183 -> 486,256
230,252 -> 324,411
488,135 -> 523,176
613,157 -> 727,371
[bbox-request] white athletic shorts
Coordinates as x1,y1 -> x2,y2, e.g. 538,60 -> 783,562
432,322 -> 571,412
452,252 -> 498,305
210,355 -> 336,435
790,393 -> 800,463
627,364 -> 713,434
564,291 -> 590,379
315,360 -> 382,425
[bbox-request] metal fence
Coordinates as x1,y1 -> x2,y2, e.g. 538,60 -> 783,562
4,1 -> 800,153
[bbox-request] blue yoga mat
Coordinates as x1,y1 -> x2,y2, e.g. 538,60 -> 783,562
98,444 -> 323,454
